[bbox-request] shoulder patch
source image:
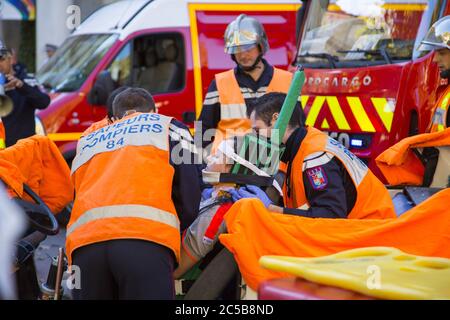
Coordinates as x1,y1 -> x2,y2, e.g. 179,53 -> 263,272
306,166 -> 328,190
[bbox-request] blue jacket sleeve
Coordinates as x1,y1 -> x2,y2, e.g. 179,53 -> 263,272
18,77 -> 51,110
169,119 -> 202,231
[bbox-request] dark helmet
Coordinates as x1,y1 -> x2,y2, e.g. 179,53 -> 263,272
224,14 -> 269,55
419,16 -> 450,51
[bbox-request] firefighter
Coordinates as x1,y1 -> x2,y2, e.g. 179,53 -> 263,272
198,14 -> 293,152
67,88 -> 202,299
0,40 -> 50,147
419,15 -> 450,132
233,92 -> 396,219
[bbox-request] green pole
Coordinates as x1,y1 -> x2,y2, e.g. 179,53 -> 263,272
271,66 -> 306,145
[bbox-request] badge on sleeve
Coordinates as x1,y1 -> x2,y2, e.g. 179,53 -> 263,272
306,166 -> 328,190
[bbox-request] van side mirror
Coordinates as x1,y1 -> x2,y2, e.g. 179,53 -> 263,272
87,71 -> 115,106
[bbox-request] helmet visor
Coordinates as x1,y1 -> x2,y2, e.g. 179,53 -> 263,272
418,41 -> 447,52
225,43 -> 258,54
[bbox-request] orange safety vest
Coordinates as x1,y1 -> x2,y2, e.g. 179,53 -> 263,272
429,85 -> 450,133
0,120 -> 6,149
376,128 -> 450,185
81,117 -> 110,137
66,112 -> 181,265
219,188 -> 450,291
211,68 -> 293,153
283,127 -> 395,219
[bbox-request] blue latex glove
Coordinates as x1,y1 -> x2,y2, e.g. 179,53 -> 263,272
237,185 -> 272,208
227,189 -> 242,202
201,187 -> 214,200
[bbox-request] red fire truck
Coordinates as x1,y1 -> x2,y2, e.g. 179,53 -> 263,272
35,0 -> 300,162
292,0 -> 449,180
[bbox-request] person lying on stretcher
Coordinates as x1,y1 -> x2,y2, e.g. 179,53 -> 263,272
174,137 -> 280,278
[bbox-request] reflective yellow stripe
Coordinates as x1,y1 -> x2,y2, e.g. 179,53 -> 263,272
321,118 -> 330,129
328,3 -> 427,11
300,95 -> 309,109
0,139 -> 5,149
188,4 -> 204,119
372,98 -> 395,132
67,204 -> 180,237
305,96 -> 325,126
48,132 -> 82,141
440,92 -> 450,111
347,97 -> 376,133
326,96 -> 351,130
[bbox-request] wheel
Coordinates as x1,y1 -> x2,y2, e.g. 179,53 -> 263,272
184,248 -> 239,300
13,184 -> 59,235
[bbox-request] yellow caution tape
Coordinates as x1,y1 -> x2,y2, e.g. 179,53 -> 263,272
47,132 -> 82,142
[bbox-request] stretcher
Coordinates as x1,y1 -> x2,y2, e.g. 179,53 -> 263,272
259,247 -> 450,300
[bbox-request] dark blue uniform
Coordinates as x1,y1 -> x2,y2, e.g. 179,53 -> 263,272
168,119 -> 203,230
282,127 -> 356,218
3,75 -> 50,147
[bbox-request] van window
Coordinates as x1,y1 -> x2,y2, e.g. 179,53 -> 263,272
107,43 -> 132,86
37,34 -> 118,92
131,33 -> 185,94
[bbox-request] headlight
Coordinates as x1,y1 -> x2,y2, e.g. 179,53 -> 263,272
350,134 -> 372,149
35,116 -> 46,136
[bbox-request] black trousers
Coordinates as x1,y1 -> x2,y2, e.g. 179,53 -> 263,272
72,239 -> 175,300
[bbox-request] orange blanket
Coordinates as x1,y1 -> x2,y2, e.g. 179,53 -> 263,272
0,135 -> 74,213
219,189 -> 450,291
376,128 -> 450,185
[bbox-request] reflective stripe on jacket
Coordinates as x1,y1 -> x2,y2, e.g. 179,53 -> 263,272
429,85 -> 450,133
67,112 -> 181,264
283,127 -> 395,219
0,121 -> 5,149
211,68 -> 293,153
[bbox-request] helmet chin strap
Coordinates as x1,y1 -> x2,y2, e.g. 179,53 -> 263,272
440,68 -> 450,80
240,53 -> 263,72
232,53 -> 263,73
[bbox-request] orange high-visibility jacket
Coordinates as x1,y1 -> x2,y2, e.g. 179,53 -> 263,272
211,68 -> 293,152
0,120 -> 5,149
429,85 -> 450,133
376,128 -> 450,185
0,135 -> 73,213
66,112 -> 181,265
283,127 -> 396,219
220,188 -> 450,291
81,117 -> 110,137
